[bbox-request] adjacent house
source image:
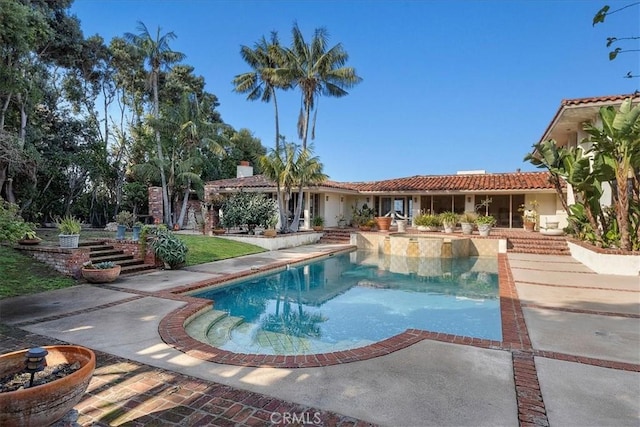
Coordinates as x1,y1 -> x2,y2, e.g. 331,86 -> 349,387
196,93 -> 637,230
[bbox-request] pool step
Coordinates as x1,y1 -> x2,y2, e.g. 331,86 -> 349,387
184,310 -> 228,343
206,313 -> 246,347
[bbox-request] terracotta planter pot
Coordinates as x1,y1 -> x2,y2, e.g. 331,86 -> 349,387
312,226 -> 324,231
375,216 -> 392,231
0,345 -> 96,427
18,239 -> 41,246
81,265 -> 121,283
263,229 -> 277,237
524,221 -> 536,232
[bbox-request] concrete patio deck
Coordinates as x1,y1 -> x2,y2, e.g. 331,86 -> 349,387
0,245 -> 638,426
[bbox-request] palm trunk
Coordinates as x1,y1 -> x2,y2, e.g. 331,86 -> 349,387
177,180 -> 191,227
153,70 -> 171,225
616,164 -> 630,250
290,185 -> 304,232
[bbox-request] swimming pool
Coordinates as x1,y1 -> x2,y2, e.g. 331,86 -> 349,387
189,250 -> 501,355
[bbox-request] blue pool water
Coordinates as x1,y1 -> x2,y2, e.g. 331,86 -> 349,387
192,251 -> 501,355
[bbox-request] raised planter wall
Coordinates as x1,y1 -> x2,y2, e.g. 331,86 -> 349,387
567,240 -> 640,276
217,232 -> 323,251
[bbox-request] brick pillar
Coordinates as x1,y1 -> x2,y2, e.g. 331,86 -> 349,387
148,187 -> 163,224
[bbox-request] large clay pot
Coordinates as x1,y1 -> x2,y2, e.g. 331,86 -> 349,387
0,345 -> 96,427
375,216 -> 392,231
81,265 -> 121,283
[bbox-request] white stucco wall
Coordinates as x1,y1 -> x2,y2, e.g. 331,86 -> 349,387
568,241 -> 640,276
218,232 -> 323,251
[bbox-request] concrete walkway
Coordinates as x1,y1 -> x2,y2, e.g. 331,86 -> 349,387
1,246 -> 638,426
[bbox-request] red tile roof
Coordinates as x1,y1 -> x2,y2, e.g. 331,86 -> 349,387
206,171 -> 562,193
346,171 -> 560,192
560,93 -> 639,106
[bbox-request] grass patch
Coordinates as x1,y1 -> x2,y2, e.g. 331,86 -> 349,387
0,231 -> 265,299
179,234 -> 265,266
0,246 -> 77,299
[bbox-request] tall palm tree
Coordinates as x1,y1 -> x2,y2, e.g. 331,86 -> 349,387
278,24 -> 362,149
125,21 -> 185,225
233,32 -> 288,150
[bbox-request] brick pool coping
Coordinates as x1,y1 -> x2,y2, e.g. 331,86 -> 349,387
159,251 -> 522,368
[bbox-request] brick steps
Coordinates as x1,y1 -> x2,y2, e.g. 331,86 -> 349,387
319,228 -> 353,244
86,242 -> 156,275
507,234 -> 570,255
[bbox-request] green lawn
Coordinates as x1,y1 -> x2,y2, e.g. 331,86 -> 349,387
0,233 -> 265,299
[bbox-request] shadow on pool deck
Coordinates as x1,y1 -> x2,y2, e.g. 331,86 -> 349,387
0,244 -> 638,426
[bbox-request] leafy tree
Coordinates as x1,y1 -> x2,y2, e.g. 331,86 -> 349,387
278,24 -> 362,149
289,144 -> 327,232
593,2 -> 640,78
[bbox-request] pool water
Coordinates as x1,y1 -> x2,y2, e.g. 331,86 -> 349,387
191,251 -> 501,355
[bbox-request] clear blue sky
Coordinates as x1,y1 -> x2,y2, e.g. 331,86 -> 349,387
70,0 -> 639,182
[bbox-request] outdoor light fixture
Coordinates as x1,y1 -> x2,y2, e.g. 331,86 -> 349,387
326,196 -> 329,201
25,347 -> 48,387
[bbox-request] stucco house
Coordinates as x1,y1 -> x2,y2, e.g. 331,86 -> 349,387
201,93 -> 638,231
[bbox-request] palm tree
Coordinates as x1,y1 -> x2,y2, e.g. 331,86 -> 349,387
125,22 -> 185,225
152,93 -> 225,226
289,145 -> 327,232
259,141 -> 296,233
233,32 -> 288,150
278,24 -> 362,149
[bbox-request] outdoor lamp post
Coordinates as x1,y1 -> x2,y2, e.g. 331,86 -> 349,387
25,347 -> 48,387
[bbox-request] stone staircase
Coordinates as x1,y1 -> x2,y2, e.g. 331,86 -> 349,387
84,241 -> 156,275
318,228 -> 353,244
506,233 -> 570,255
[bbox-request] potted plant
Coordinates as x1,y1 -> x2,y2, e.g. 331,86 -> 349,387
352,203 -> 375,230
459,212 -> 478,235
475,215 -> 495,236
115,211 -> 135,240
81,261 -> 121,283
0,345 -> 95,427
56,215 -> 81,248
519,200 -> 538,232
18,230 -> 42,245
150,228 -> 188,269
312,216 -> 324,231
439,211 -> 458,233
336,214 -> 347,229
132,221 -> 144,241
414,212 -> 441,231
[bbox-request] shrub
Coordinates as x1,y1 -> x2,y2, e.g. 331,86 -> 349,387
414,212 -> 441,227
84,261 -> 116,269
115,210 -> 135,228
312,216 -> 324,227
439,211 -> 458,225
150,228 -> 188,269
475,215 -> 496,225
0,200 -> 36,243
221,191 -> 277,232
459,212 -> 478,223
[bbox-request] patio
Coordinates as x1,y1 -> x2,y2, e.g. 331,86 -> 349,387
0,242 -> 638,426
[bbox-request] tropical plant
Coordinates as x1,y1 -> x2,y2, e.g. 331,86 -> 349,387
583,98 -> 640,251
125,21 -> 186,226
233,32 -> 288,150
277,24 -> 362,149
150,228 -> 188,269
289,144 -> 328,231
56,216 -> 82,235
352,203 -> 376,226
518,201 -> 539,223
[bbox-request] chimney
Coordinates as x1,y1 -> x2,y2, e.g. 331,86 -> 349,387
237,161 -> 253,178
